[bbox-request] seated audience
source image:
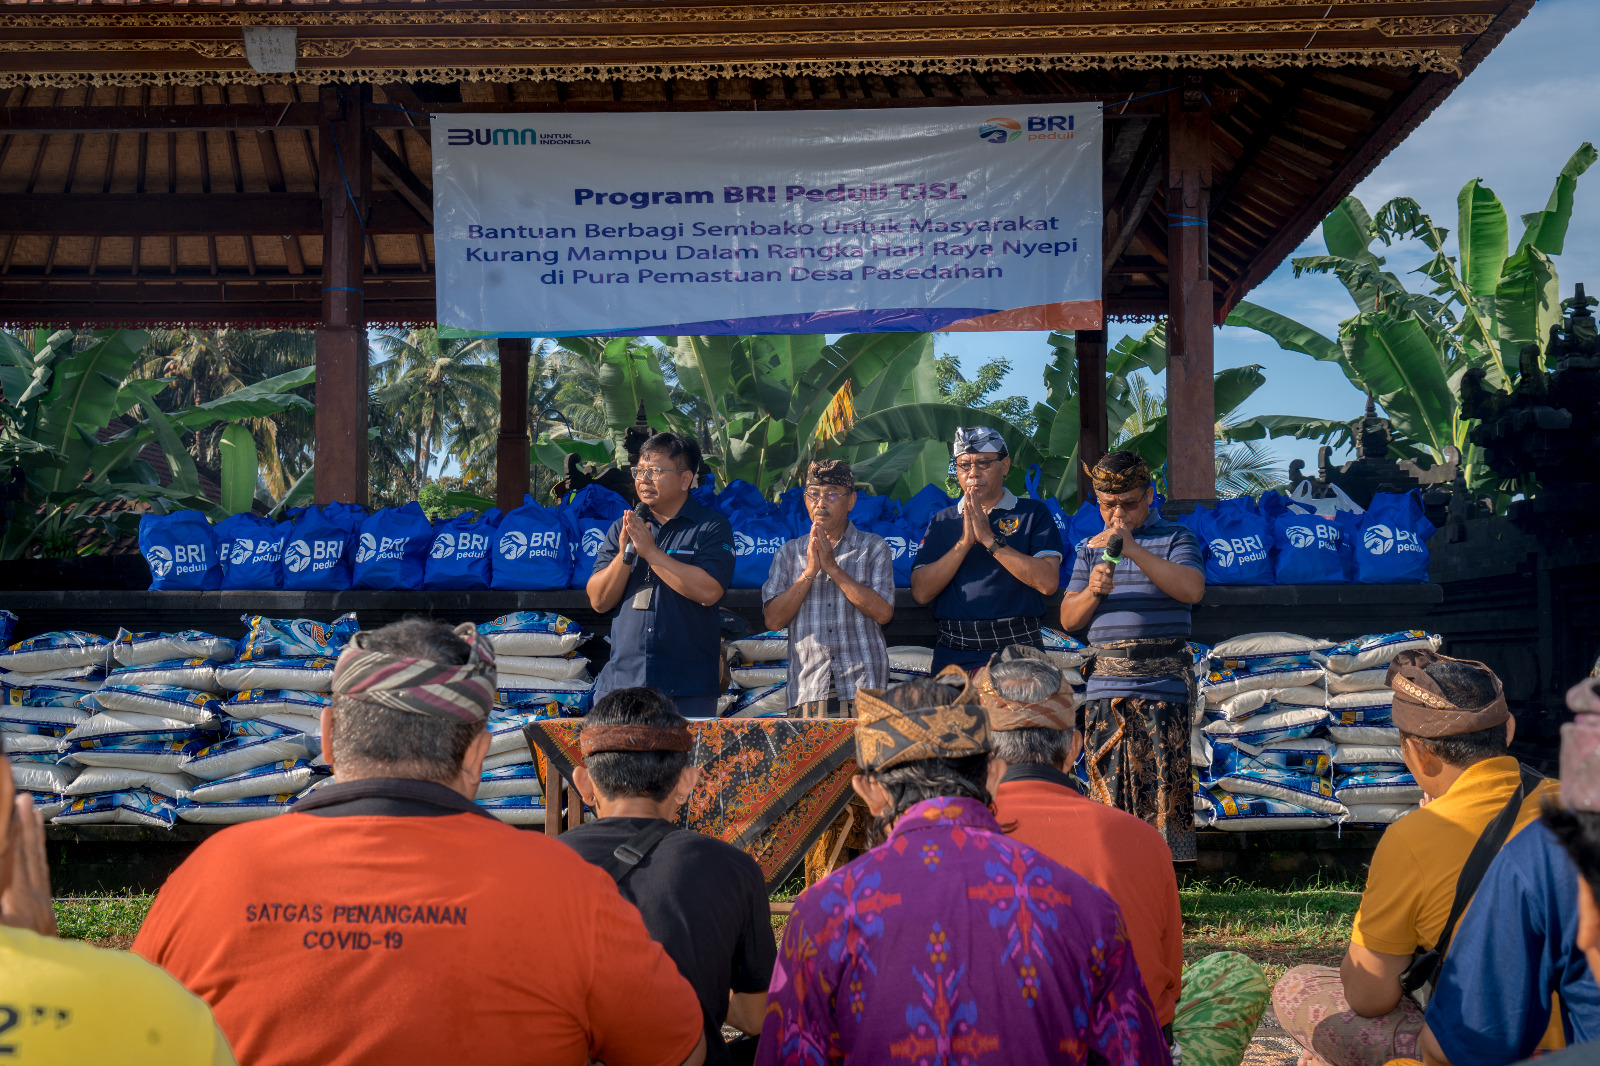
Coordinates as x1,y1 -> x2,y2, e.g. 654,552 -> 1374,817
1274,651 -> 1558,1066
563,687 -> 777,1066
757,668 -> 1167,1066
134,619 -> 706,1066
0,755 -> 236,1064
1410,673 -> 1600,1066
979,646 -> 1270,1066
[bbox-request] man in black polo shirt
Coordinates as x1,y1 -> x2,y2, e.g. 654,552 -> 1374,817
564,686 -> 776,1066
910,426 -> 1065,671
588,432 -> 735,718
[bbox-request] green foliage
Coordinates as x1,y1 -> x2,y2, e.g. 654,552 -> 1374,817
1225,142 -> 1595,502
416,482 -> 450,521
0,329 -> 311,559
54,895 -> 154,949
934,353 -> 1036,434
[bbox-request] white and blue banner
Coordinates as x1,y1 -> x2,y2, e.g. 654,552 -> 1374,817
432,105 -> 1102,336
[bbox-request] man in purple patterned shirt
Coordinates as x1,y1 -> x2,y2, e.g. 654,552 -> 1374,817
756,667 -> 1168,1066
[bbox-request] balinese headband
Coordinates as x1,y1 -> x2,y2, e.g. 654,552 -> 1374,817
1084,454 -> 1152,497
331,622 -> 497,724
580,723 -> 694,756
1386,649 -> 1509,739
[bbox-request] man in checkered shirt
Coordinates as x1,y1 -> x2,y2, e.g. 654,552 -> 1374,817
760,460 -> 895,719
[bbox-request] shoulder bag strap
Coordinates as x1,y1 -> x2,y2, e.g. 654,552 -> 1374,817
600,820 -> 677,885
1434,764 -> 1544,959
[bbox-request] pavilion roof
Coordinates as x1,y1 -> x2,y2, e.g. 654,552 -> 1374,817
0,0 -> 1534,326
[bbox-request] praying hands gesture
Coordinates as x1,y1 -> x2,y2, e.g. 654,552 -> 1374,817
956,494 -> 996,551
620,508 -> 660,563
802,523 -> 841,582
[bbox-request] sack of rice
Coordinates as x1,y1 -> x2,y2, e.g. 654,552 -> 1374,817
726,682 -> 789,718
728,631 -> 789,664
238,613 -> 359,660
1326,689 -> 1395,726
0,663 -> 107,687
497,686 -> 591,714
1202,706 -> 1328,747
214,657 -> 336,693
1322,631 -> 1442,674
224,689 -> 329,720
477,612 -> 587,657
62,766 -> 197,800
731,663 -> 788,689
493,654 -> 590,683
1325,667 -> 1392,694
1205,737 -> 1332,782
1200,660 -> 1325,703
181,734 -> 317,781
477,764 -> 544,800
477,795 -> 545,825
3,684 -> 99,711
113,629 -> 236,667
1,702 -> 89,736
85,686 -> 223,726
186,760 -> 320,803
10,760 -> 77,793
228,713 -> 321,741
0,632 -> 111,674
1327,723 -> 1402,746
1208,686 -> 1326,723
53,788 -> 176,828
1039,629 -> 1088,671
2,733 -> 66,758
1204,788 -> 1336,831
1331,744 -> 1405,774
176,794 -> 296,824
106,659 -> 220,691
66,710 -> 219,744
67,738 -> 203,774
1342,802 -> 1417,827
886,647 -> 935,676
21,791 -> 64,820
1334,769 -> 1423,807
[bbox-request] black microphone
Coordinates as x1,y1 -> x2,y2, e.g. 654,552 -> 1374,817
1094,532 -> 1124,599
621,503 -> 653,564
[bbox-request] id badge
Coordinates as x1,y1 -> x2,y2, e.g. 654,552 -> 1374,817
631,585 -> 654,610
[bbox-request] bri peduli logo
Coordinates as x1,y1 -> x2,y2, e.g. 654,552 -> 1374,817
883,536 -> 908,559
978,118 -> 1021,144
581,528 -> 606,557
147,544 -> 173,578
431,533 -> 456,560
499,530 -> 527,560
733,532 -> 785,557
1363,524 -> 1424,555
1209,535 -> 1267,569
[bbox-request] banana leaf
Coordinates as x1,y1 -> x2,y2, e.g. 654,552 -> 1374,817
1516,142 -> 1597,257
595,338 -> 675,436
842,403 -> 1045,473
1457,178 -> 1510,301
218,424 -> 257,515
1338,315 -> 1456,459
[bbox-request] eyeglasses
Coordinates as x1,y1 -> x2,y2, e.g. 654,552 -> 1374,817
804,489 -> 849,504
632,466 -> 688,481
953,458 -> 1002,474
1100,495 -> 1146,512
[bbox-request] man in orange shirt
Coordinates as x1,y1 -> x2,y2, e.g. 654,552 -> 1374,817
134,618 -> 706,1066
979,646 -> 1270,1066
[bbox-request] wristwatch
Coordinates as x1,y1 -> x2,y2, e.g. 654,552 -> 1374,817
986,532 -> 1007,555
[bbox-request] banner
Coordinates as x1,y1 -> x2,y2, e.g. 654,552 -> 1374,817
432,105 -> 1101,336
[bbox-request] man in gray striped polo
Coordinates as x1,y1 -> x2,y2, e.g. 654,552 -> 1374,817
1060,450 -> 1206,860
762,459 -> 895,719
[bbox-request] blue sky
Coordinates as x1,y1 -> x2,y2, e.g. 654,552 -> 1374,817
938,0 -> 1600,475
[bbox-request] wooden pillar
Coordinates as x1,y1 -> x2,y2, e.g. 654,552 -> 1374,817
496,337 -> 531,512
1075,328 -> 1108,503
1165,79 -> 1216,506
314,83 -> 371,507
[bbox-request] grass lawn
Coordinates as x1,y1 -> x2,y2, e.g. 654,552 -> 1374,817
1181,877 -> 1361,985
61,876 -> 1362,988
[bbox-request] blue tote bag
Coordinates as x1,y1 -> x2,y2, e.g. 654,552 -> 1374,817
1353,492 -> 1435,584
139,511 -> 222,591
493,497 -> 574,590
282,504 -> 358,590
352,503 -> 434,590
1273,509 -> 1357,584
425,508 -> 503,590
215,512 -> 290,590
561,485 -> 630,586
729,508 -> 793,589
1194,498 -> 1274,585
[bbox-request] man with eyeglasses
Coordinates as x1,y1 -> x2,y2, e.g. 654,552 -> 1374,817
909,426 -> 1065,672
761,459 -> 895,720
589,431 -> 736,718
1059,449 -> 1205,860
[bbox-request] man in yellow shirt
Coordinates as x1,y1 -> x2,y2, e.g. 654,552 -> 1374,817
1272,651 -> 1557,1066
0,755 -> 235,1065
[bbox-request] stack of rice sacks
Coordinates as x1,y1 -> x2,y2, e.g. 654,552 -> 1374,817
53,629 -> 235,828
0,619 -> 109,821
475,612 -> 590,825
186,615 -> 349,823
724,631 -> 790,718
1193,630 -> 1437,831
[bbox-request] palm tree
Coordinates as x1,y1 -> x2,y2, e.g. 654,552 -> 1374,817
371,329 -> 500,499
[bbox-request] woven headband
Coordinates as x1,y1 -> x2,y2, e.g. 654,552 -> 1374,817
580,723 -> 694,756
1084,456 -> 1152,497
807,461 -> 855,489
974,650 -> 1078,732
1386,649 -> 1509,739
331,622 -> 497,724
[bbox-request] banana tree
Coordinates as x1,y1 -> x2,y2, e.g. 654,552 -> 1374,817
0,328 -> 314,558
1224,142 -> 1596,498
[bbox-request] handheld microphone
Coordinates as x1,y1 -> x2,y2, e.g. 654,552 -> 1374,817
1094,533 -> 1124,599
621,503 -> 653,564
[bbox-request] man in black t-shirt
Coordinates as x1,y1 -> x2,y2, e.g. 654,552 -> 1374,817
564,687 -> 776,1066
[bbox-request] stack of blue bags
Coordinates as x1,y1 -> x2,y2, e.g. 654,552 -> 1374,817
138,479 -> 971,593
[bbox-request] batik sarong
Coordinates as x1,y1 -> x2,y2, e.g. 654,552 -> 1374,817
1082,695 -> 1197,860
